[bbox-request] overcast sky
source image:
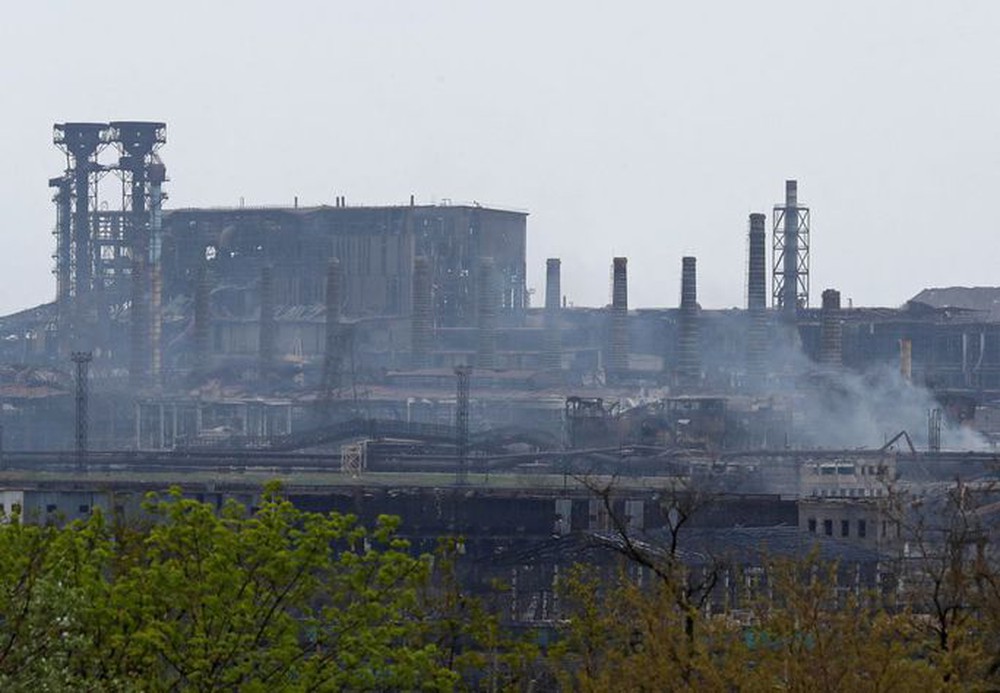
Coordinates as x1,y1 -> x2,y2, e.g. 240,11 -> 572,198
1,1 -> 998,316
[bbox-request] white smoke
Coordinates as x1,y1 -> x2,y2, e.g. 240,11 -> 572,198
766,325 -> 989,452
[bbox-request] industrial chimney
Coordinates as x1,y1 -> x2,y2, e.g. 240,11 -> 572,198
677,256 -> 700,388
772,179 -> 811,319
819,289 -> 843,367
746,213 -> 767,383
781,180 -> 798,317
607,257 -> 629,379
542,258 -> 562,370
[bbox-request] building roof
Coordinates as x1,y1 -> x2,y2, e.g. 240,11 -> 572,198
164,202 -> 528,218
910,287 -> 1000,321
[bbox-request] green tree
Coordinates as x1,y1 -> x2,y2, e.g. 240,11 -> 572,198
0,485 -> 461,691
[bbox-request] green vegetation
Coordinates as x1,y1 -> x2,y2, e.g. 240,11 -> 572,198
0,484 -> 463,690
3,483 -> 1000,691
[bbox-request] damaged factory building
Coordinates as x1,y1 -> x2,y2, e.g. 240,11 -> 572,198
2,120 -> 1000,623
4,121 -> 1000,454
3,121 -> 1000,451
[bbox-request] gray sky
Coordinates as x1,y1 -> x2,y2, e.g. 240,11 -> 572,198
2,1 -> 998,316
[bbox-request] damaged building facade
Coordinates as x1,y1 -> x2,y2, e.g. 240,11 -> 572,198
1,121 -> 999,623
4,121 -> 1000,455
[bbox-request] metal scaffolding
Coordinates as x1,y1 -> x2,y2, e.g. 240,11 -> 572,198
772,180 -> 810,316
53,123 -> 109,350
108,121 -> 166,389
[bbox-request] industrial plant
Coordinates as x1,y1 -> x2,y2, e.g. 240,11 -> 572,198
0,120 -> 999,622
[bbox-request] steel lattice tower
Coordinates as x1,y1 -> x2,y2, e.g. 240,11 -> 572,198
772,179 -> 810,316
108,122 -> 166,389
54,123 -> 109,350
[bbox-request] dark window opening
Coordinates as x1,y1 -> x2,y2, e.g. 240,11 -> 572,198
841,520 -> 850,537
807,518 -> 816,533
858,520 -> 867,538
823,519 -> 833,536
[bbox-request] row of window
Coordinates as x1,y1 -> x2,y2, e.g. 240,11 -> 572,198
0,503 -> 90,515
814,464 -> 885,476
808,517 -> 867,539
812,487 -> 885,498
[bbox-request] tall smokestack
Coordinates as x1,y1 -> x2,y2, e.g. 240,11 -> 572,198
772,179 -> 810,319
748,213 -> 766,311
542,258 -> 562,370
782,180 -> 799,317
411,256 -> 432,369
545,258 -> 561,312
193,263 -> 211,370
677,256 -> 700,388
258,265 -> 276,378
607,257 -> 629,379
819,289 -> 843,367
746,213 -> 767,384
322,258 -> 343,392
476,257 -> 497,369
